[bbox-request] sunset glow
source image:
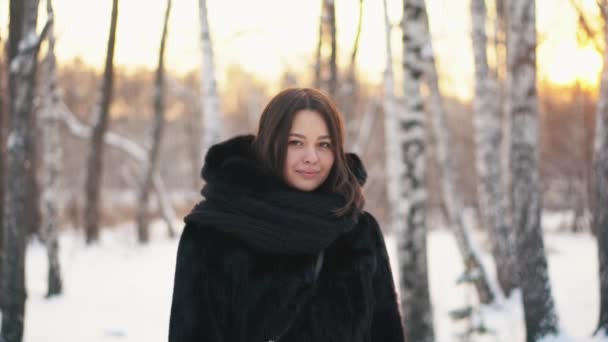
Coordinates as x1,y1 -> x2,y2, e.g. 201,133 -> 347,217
0,0 -> 604,100
542,42 -> 603,88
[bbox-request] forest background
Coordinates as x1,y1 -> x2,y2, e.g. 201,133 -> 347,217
0,0 -> 607,341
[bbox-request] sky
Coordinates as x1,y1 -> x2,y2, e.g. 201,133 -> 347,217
0,0 -> 604,101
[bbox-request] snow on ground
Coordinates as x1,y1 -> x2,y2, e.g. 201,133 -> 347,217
386,228 -> 604,342
23,218 -> 606,342
24,221 -> 178,342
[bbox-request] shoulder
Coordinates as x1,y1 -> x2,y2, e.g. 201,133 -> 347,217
332,211 -> 387,258
360,212 -> 387,247
179,220 -> 249,252
176,222 -> 252,274
352,212 -> 392,268
351,211 -> 385,246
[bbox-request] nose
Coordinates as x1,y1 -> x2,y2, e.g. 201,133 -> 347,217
303,145 -> 319,164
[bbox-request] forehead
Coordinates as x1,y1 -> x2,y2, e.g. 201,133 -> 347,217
289,109 -> 330,137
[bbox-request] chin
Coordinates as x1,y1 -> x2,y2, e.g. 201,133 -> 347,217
290,182 -> 321,192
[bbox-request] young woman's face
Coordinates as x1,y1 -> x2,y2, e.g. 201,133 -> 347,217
283,109 -> 335,192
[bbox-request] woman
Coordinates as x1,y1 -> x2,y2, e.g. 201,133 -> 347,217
168,88 -> 404,342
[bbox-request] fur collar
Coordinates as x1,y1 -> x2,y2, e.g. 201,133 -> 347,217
185,134 -> 368,255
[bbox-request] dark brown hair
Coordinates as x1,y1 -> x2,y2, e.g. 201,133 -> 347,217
253,87 -> 364,216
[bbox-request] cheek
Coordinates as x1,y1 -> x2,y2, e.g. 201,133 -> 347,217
322,153 -> 335,170
284,149 -> 297,168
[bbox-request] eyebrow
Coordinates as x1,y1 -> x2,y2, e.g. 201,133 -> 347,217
289,133 -> 331,140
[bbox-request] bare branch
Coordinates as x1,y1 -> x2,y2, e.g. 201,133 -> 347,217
57,101 -> 177,233
570,0 -> 603,53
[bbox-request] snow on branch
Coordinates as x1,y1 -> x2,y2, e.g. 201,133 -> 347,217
57,101 -> 177,234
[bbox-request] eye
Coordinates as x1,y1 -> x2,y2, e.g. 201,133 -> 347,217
319,142 -> 332,149
288,140 -> 303,146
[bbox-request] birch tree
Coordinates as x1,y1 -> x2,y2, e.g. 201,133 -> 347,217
1,0 -> 45,340
341,0 -> 363,138
0,31 -> 6,313
326,0 -> 337,98
84,0 -> 119,244
314,8 -> 323,90
398,0 -> 435,340
0,0 -> 25,311
495,0 -> 510,229
381,0 -> 402,237
6,0 -> 41,242
415,0 -> 496,305
136,0 -> 172,243
508,0 -> 559,340
471,0 -> 518,297
40,0 -> 62,297
314,0 -> 338,98
594,1 -> 608,336
198,0 -> 223,160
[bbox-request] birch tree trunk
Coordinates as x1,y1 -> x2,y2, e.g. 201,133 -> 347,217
508,0 -> 560,340
341,0 -> 363,138
347,0 -> 362,87
1,0 -> 41,340
136,0 -> 172,243
409,0 -> 495,305
314,0 -> 338,98
594,2 -> 608,335
471,0 -> 518,297
496,0 -> 511,230
40,0 -> 62,297
1,0 -> 25,311
314,3 -> 323,90
198,0 -> 222,160
381,0 -> 402,236
426,55 -> 496,305
326,0 -> 337,98
5,0 -> 41,245
398,1 -> 435,340
0,31 -> 4,311
84,0 -> 119,244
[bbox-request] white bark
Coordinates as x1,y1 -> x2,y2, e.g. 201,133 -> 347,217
382,0 -> 402,236
508,0 -> 559,340
398,1 -> 435,341
471,0 -> 518,297
351,100 -> 376,156
198,0 -> 222,159
426,51 -> 497,305
153,176 -> 177,239
593,1 -> 608,336
40,0 -> 63,298
405,0 -> 496,306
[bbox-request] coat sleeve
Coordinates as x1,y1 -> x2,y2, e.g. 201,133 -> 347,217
367,213 -> 405,342
168,223 -> 226,342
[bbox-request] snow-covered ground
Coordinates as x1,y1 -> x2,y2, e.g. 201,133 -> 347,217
23,218 -> 606,342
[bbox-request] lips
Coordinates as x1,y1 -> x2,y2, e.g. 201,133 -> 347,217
297,170 -> 319,178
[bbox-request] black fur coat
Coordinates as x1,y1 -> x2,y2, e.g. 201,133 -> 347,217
168,135 -> 404,342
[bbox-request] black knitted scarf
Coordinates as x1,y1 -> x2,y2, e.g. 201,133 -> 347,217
184,135 -> 367,255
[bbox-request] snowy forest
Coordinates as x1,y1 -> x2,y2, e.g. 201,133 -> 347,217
0,0 -> 607,341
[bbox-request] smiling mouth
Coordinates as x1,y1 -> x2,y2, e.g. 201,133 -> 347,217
297,170 -> 319,177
